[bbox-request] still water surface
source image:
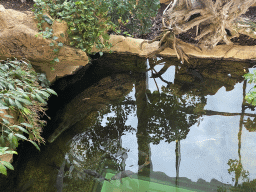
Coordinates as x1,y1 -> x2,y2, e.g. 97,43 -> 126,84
3,55 -> 256,191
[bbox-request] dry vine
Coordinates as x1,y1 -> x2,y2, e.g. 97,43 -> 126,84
141,0 -> 256,62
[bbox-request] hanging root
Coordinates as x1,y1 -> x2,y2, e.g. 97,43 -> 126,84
140,34 -> 164,50
140,29 -> 192,62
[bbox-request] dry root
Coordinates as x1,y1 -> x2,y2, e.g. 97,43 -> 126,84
141,0 -> 256,62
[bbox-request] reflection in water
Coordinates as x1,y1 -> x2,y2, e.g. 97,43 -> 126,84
226,80 -> 256,191
2,55 -> 256,191
55,160 -> 66,192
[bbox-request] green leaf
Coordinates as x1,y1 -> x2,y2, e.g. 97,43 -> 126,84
102,33 -> 110,40
1,161 -> 14,170
29,140 -> 40,151
252,99 -> 256,106
70,27 -> 76,31
8,84 -> 15,90
52,36 -> 59,40
0,148 -> 17,155
16,98 -> 32,105
4,151 -> 17,155
0,163 -> 7,175
58,42 -> 63,47
10,125 -> 29,134
3,115 -> 13,118
0,147 -> 8,153
46,89 -> 57,96
37,90 -> 50,99
60,33 -> 65,37
21,93 -> 30,100
20,123 -> 33,128
14,133 -> 27,141
35,94 -> 46,104
0,136 -> 5,146
8,98 -> 15,107
53,48 -> 59,53
11,136 -> 19,148
42,15 -> 53,25
8,132 -> 13,142
9,61 -> 20,65
72,36 -> 80,40
2,118 -> 10,125
15,99 -> 23,110
3,64 -> 9,70
23,108 -> 31,115
0,106 -> 8,110
53,58 -> 59,63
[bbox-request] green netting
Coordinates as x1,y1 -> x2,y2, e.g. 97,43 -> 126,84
102,173 -> 197,192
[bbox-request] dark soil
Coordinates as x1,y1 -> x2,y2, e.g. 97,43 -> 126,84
1,0 -> 256,46
0,0 -> 34,12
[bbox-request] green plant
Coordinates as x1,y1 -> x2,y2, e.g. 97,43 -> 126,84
32,0 -> 160,56
34,26 -> 63,70
33,0 -> 113,67
244,70 -> 256,105
107,0 -> 160,35
0,58 -> 57,175
0,147 -> 17,176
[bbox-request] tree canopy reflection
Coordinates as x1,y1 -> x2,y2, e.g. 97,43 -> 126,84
146,85 -> 206,144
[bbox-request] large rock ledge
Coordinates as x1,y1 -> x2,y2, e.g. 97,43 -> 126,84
92,35 -> 256,61
1,4 -> 256,83
0,5 -> 89,82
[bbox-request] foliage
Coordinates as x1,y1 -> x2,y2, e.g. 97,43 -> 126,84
107,0 -> 160,35
228,159 -> 249,182
244,117 -> 256,131
0,58 -> 57,175
0,147 -> 17,176
230,179 -> 256,191
32,0 -> 159,59
227,159 -> 256,191
244,70 -> 256,105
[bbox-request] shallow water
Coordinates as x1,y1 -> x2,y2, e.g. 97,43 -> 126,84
2,55 -> 256,191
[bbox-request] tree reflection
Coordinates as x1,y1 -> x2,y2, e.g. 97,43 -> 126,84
67,95 -> 137,178
146,84 -> 206,187
226,80 -> 256,191
146,86 -> 206,144
244,117 -> 256,132
227,159 -> 249,184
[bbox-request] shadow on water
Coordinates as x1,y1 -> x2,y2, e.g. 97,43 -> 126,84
1,54 -> 256,191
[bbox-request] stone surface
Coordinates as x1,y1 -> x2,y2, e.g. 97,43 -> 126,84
0,5 -> 89,82
92,34 -> 256,61
160,0 -> 171,4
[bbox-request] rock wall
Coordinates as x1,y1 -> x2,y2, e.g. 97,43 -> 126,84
160,0 -> 171,4
0,5 -> 89,82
